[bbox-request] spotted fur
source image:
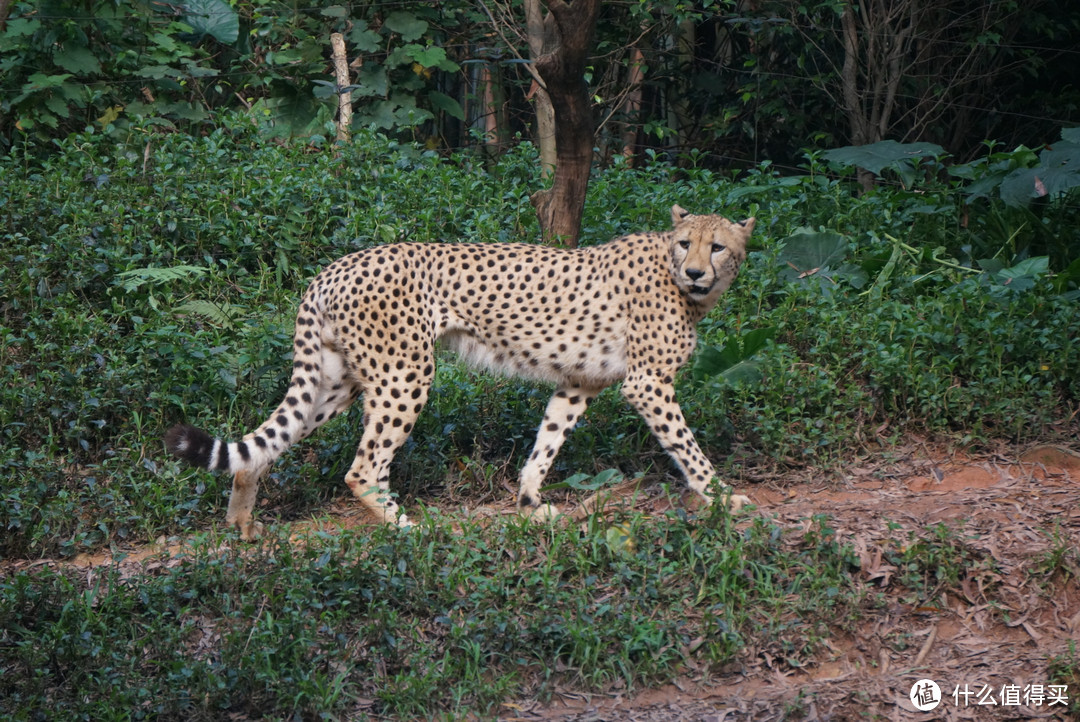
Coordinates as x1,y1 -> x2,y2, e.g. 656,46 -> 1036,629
165,205 -> 755,538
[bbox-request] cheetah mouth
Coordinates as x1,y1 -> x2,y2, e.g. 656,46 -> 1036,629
687,284 -> 713,297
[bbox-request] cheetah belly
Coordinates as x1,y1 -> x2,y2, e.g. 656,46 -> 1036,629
438,326 -> 628,387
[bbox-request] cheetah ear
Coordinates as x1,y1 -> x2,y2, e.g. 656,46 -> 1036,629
671,204 -> 691,225
737,217 -> 756,234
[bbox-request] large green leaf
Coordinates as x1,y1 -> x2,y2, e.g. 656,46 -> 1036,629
692,327 -> 776,385
358,94 -> 433,130
355,64 -> 388,97
822,140 -> 946,176
428,91 -> 464,121
348,23 -> 381,53
402,44 -> 460,72
777,229 -> 849,281
998,143 -> 1080,207
383,11 -> 428,42
182,0 -> 239,44
2,17 -> 40,38
52,45 -> 101,75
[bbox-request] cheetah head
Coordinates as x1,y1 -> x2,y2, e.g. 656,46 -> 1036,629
668,204 -> 755,302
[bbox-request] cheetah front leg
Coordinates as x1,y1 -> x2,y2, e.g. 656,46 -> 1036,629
517,385 -> 602,521
621,373 -> 750,513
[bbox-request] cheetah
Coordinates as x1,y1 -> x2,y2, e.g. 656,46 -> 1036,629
165,205 -> 755,538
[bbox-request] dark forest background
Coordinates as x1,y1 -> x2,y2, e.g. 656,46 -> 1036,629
2,0 -> 1077,168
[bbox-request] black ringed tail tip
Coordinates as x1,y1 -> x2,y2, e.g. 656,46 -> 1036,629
165,424 -> 219,469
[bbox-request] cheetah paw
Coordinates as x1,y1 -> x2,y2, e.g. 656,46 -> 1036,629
237,520 -> 265,542
521,503 -> 562,523
723,493 -> 752,513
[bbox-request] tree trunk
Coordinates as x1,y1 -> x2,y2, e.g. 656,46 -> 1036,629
839,0 -> 918,192
329,33 -> 352,143
528,0 -> 601,247
840,2 -> 875,192
525,0 -> 557,178
479,61 -> 510,156
621,44 -> 645,163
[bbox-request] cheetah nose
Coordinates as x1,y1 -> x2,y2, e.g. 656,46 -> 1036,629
686,268 -> 705,281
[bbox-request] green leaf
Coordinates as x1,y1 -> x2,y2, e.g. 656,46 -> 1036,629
320,5 -> 348,18
998,256 -> 1048,281
740,327 -> 776,357
115,265 -> 209,293
777,228 -> 849,281
358,96 -> 432,130
182,0 -> 239,44
383,11 -> 429,42
267,49 -> 304,65
348,24 -> 381,53
176,300 -> 238,328
692,327 -> 775,385
24,73 -> 73,90
541,468 -> 622,493
822,140 -> 946,175
3,18 -> 41,38
253,87 -> 320,136
693,344 -> 740,380
981,257 -> 1050,294
165,102 -> 209,122
52,45 -> 102,75
404,44 -> 453,70
355,64 -> 387,97
428,91 -> 464,120
42,95 -> 71,118
715,359 -> 765,386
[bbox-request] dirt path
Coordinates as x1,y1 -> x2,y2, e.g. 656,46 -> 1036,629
31,444 -> 1080,721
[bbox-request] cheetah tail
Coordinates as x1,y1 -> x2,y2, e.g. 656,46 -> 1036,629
165,298 -> 333,477
165,423 -> 245,472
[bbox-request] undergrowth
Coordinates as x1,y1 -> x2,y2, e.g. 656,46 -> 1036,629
1,115 -> 1078,718
0,507 -> 863,720
1,115 -> 1077,558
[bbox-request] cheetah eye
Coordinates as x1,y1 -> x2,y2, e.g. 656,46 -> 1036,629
677,240 -> 691,250
711,243 -> 726,253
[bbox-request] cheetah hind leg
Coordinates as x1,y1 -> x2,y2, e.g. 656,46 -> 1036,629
224,346 -> 357,541
341,372 -> 434,528
225,465 -> 268,541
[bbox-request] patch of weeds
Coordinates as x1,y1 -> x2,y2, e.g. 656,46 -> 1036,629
884,522 -> 1000,606
1047,641 -> 1080,716
781,688 -> 813,719
1030,523 -> 1080,584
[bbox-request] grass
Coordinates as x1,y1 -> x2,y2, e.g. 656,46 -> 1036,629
0,506 -> 868,720
0,113 -> 1078,718
1048,641 -> 1080,716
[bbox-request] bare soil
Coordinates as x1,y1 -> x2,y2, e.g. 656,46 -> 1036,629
34,443 -> 1080,721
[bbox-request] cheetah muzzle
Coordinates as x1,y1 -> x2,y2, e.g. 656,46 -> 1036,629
165,204 -> 755,538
